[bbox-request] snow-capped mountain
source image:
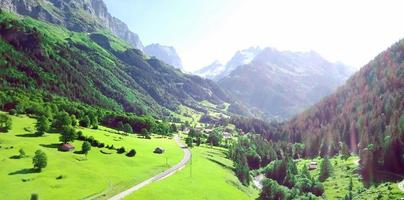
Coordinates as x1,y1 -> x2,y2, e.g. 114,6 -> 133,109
194,47 -> 262,80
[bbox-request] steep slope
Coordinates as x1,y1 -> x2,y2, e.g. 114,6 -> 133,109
0,0 -> 143,49
0,12 -> 232,117
194,47 -> 261,80
285,39 -> 403,176
144,43 -> 183,69
219,48 -> 353,120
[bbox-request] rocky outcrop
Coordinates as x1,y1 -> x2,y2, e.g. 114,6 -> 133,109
0,0 -> 143,49
144,43 -> 183,69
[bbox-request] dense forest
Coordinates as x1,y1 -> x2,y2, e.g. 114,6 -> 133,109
227,40 -> 403,190
285,39 -> 404,180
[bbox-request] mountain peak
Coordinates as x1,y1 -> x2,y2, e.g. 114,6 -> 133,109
144,43 -> 183,69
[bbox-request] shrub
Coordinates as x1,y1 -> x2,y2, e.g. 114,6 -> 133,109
8,109 -> 16,115
82,141 -> 91,155
185,137 -> 193,147
32,150 -> 47,172
91,139 -> 100,147
0,114 -> 12,132
117,147 -> 125,154
30,194 -> 39,200
98,142 -> 105,148
77,131 -> 85,140
19,148 -> 26,158
126,149 -> 136,157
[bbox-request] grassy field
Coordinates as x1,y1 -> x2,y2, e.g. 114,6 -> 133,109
0,114 -> 183,200
297,156 -> 404,200
126,145 -> 259,200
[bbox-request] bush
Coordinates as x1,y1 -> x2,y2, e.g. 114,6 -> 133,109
91,139 -> 100,147
19,148 -> 26,158
8,109 -> 16,115
77,131 -> 85,140
117,147 -> 126,154
98,143 -> 105,148
185,137 -> 193,147
32,150 -> 47,172
126,149 -> 136,157
30,194 -> 39,200
82,141 -> 91,155
0,114 -> 12,132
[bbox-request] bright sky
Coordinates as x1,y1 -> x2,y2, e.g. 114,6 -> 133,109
104,0 -> 404,71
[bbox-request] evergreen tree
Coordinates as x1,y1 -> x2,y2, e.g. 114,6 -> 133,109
123,123 -> 133,134
340,142 -> 351,160
70,114 -> 77,127
117,121 -> 124,132
319,156 -> 333,182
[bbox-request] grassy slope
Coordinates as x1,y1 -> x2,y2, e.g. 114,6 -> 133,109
126,145 -> 259,200
0,113 -> 183,200
297,156 -> 403,200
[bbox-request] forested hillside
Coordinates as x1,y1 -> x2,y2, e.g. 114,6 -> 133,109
0,12 -> 236,117
285,39 -> 404,179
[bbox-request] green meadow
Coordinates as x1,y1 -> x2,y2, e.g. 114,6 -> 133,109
0,114 -> 183,200
126,145 -> 259,200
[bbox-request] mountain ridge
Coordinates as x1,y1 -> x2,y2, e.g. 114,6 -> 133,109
218,47 -> 353,120
0,0 -> 143,49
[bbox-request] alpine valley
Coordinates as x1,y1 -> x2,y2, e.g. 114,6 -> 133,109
0,0 -> 402,200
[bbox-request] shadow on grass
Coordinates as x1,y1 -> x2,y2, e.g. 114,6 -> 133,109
15,133 -> 38,138
73,150 -> 84,154
207,157 -> 233,171
40,143 -> 59,149
9,155 -> 21,159
9,168 -> 38,175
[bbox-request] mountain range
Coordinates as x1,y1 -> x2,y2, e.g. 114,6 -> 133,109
0,0 -> 245,118
196,46 -> 353,120
195,47 -> 262,80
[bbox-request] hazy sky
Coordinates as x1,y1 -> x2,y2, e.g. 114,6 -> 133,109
104,0 -> 404,71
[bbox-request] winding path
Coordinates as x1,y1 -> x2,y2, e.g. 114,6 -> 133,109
108,135 -> 191,200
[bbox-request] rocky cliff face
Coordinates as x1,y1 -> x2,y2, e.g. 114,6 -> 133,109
144,43 -> 183,69
0,0 -> 143,49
